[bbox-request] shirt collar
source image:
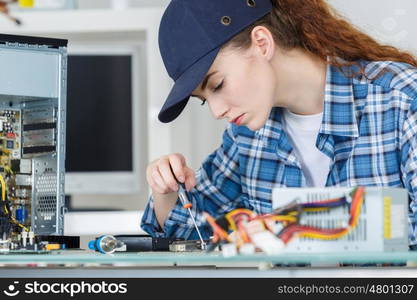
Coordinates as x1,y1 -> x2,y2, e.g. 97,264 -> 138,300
255,106 -> 283,143
319,63 -> 359,138
255,62 -> 360,142
251,107 -> 299,165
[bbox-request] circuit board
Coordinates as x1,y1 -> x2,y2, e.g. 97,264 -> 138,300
0,107 -> 65,251
0,109 -> 30,250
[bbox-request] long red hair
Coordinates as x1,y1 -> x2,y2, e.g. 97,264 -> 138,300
226,0 -> 417,76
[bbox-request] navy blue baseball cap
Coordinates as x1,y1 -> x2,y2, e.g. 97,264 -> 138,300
158,0 -> 273,123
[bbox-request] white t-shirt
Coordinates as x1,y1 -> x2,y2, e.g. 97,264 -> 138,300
281,109 -> 331,187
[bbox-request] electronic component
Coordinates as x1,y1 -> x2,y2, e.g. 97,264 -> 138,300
6,140 -> 13,149
15,207 -> 27,223
114,235 -> 181,252
169,239 -> 208,252
11,159 -> 31,174
36,235 -> 80,249
272,187 -> 409,253
44,244 -> 61,251
205,187 -> 409,256
22,107 -> 57,157
221,243 -> 238,257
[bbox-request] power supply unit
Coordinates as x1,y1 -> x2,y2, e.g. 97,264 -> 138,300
272,187 -> 409,253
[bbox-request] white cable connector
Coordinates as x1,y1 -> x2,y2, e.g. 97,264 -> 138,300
250,231 -> 285,255
21,230 -> 28,248
28,231 -> 34,246
239,243 -> 256,255
221,243 -> 238,257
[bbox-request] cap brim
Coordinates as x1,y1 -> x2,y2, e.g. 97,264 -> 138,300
158,47 -> 221,123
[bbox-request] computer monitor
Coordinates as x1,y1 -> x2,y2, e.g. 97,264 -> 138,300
64,45 -> 146,195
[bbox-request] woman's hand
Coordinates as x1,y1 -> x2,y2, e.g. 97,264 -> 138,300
146,153 -> 197,195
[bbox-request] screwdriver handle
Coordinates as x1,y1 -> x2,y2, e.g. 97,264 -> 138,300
178,184 -> 193,209
169,164 -> 192,209
183,202 -> 193,209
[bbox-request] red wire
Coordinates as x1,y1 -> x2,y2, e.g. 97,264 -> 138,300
279,187 -> 365,244
348,187 -> 364,226
279,225 -> 347,243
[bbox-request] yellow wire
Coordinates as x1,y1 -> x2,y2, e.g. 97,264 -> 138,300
0,174 -> 29,232
303,207 -> 330,212
296,192 -> 364,241
226,208 -> 255,219
269,215 -> 297,223
0,175 -> 6,201
4,166 -> 13,175
299,229 -> 349,240
225,209 -> 255,232
225,215 -> 237,231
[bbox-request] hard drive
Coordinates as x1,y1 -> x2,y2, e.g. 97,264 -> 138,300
114,235 -> 182,252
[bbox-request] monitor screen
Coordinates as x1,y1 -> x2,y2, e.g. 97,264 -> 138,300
64,50 -> 143,196
66,55 -> 133,173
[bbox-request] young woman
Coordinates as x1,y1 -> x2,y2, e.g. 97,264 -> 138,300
141,0 -> 417,248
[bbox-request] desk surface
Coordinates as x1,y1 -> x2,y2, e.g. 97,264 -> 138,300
0,251 -> 416,278
0,250 -> 417,264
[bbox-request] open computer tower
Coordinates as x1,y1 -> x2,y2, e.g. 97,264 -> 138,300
0,34 -> 77,251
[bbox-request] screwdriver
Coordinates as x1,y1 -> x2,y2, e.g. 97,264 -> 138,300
177,183 -> 207,250
170,166 -> 207,249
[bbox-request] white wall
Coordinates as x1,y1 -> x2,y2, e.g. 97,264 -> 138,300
76,0 -> 170,9
329,0 -> 417,52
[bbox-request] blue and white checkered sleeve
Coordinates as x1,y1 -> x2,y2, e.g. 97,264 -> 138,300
400,100 -> 417,247
141,124 -> 244,239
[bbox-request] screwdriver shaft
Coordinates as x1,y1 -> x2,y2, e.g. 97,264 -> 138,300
178,186 -> 207,249
187,207 -> 207,249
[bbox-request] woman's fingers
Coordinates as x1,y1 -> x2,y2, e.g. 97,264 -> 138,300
146,153 -> 197,195
158,157 -> 178,191
169,153 -> 186,183
184,167 -> 197,191
151,167 -> 171,194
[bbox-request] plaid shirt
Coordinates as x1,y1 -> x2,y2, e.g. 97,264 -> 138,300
141,61 -> 417,246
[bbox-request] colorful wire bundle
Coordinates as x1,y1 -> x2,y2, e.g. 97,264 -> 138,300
204,187 -> 365,251
279,187 -> 364,243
